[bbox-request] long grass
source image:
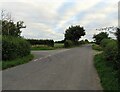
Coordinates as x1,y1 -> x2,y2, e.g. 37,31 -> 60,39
2,54 -> 34,70
94,53 -> 119,91
92,44 -> 103,51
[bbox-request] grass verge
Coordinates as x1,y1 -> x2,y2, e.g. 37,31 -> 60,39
2,54 -> 34,70
92,44 -> 102,51
94,53 -> 119,91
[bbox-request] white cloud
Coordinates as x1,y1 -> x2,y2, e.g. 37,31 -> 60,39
0,0 -> 119,41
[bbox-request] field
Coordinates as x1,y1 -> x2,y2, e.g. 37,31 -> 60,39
31,43 -> 64,50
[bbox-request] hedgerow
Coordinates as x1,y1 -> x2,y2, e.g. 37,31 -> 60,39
2,36 -> 30,61
26,39 -> 54,47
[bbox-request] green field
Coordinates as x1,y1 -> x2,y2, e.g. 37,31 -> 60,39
31,43 -> 64,50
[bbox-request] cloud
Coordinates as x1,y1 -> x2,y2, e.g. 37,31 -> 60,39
0,0 -> 119,41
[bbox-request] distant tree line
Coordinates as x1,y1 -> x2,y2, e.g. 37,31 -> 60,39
26,39 -> 54,47
55,40 -> 65,43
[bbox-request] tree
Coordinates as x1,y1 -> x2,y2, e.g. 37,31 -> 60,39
64,25 -> 85,42
93,32 -> 109,44
85,39 -> 89,43
1,10 -> 26,37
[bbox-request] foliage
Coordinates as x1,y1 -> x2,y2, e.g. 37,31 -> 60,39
93,32 -> 109,45
94,53 -> 119,90
100,38 -> 113,48
2,36 -> 31,60
116,28 -> 120,83
2,20 -> 26,37
2,54 -> 34,70
27,39 -> 54,47
84,39 -> 89,43
64,40 -> 74,48
65,25 -> 85,42
103,40 -> 117,62
92,44 -> 102,51
100,39 -> 118,69
1,10 -> 26,37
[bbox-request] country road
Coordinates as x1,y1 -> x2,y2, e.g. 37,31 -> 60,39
2,44 -> 102,90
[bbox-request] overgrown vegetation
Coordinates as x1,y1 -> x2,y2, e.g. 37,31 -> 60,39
94,53 -> 119,91
2,54 -> 34,70
92,44 -> 102,51
2,36 -> 31,61
93,30 -> 120,90
1,10 -> 33,68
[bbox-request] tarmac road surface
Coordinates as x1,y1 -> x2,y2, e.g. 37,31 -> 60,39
2,44 -> 102,90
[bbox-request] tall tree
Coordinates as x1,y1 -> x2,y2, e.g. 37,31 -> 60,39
65,25 -> 85,42
1,10 -> 26,37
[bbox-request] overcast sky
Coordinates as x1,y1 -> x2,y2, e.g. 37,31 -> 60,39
0,0 -> 119,41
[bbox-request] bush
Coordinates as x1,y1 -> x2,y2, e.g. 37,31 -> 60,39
104,41 -> 117,61
64,40 -> 74,48
92,44 -> 102,51
2,36 -> 31,61
94,53 -> 119,90
100,38 -> 112,48
102,39 -> 118,70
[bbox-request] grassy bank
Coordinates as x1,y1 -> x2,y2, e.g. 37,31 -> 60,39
94,53 -> 119,91
2,54 -> 34,70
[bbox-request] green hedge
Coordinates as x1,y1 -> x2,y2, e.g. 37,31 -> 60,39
64,40 -> 74,48
100,39 -> 118,69
2,36 -> 31,61
26,39 -> 54,47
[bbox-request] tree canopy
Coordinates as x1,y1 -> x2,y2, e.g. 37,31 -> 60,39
64,25 -> 86,42
2,20 -> 26,37
93,32 -> 109,44
1,10 -> 26,37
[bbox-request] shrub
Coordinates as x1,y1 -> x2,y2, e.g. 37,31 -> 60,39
100,38 -> 112,48
104,41 -> 117,61
64,40 -> 74,48
2,36 -> 30,61
92,44 -> 102,51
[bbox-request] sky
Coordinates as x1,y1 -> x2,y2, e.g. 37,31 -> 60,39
0,0 -> 119,41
